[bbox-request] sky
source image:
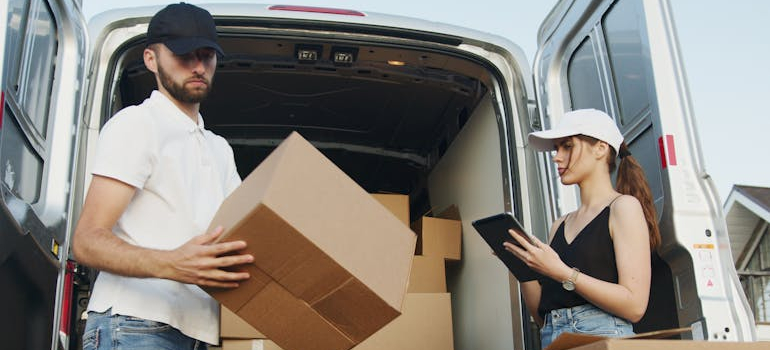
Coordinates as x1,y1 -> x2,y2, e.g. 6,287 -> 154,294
82,0 -> 770,203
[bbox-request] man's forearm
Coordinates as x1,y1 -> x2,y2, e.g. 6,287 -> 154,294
73,227 -> 166,278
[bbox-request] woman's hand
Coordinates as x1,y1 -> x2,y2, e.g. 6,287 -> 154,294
503,229 -> 572,281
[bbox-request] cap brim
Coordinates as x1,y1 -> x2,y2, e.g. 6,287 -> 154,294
527,129 -> 580,151
164,37 -> 225,56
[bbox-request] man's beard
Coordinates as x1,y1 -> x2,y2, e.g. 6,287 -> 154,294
157,64 -> 212,104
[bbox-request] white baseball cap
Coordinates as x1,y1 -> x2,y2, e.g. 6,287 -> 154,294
528,109 -> 623,154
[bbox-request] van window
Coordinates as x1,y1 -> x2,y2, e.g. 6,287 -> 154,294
562,0 -> 664,215
603,0 -> 652,125
0,107 -> 43,203
3,0 -> 28,92
567,37 -> 606,111
0,0 -> 57,204
18,1 -> 58,137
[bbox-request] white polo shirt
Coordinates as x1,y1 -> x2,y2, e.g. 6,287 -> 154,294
86,90 -> 241,344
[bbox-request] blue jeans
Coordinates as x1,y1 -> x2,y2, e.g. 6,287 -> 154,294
83,309 -> 208,350
540,304 -> 634,348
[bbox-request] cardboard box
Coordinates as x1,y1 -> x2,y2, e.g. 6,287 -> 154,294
544,328 -> 765,350
221,306 -> 265,339
371,193 -> 409,226
205,132 -> 417,350
407,255 -> 446,293
222,339 -> 283,350
412,216 -> 462,261
352,293 -> 454,350
558,339 -> 767,350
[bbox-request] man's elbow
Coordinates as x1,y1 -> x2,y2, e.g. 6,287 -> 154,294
71,230 -> 90,265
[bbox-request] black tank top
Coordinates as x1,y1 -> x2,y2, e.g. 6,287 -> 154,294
537,205 -> 619,319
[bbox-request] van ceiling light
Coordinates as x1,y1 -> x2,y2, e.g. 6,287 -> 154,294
268,5 -> 365,16
387,60 -> 406,66
331,47 -> 358,66
295,45 -> 322,63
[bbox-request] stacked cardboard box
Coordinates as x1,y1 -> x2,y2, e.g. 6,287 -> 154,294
205,133 -> 416,350
220,339 -> 283,350
354,194 -> 462,350
218,306 -> 281,350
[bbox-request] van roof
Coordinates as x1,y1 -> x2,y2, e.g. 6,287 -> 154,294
88,3 -> 527,59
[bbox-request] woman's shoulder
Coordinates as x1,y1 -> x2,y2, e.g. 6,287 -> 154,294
609,194 -> 642,212
608,194 -> 646,231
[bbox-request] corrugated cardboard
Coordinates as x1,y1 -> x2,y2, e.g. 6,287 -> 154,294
222,339 -> 284,350
371,193 -> 409,226
221,305 -> 265,339
564,339 -> 767,350
407,255 -> 446,293
205,132 -> 417,350
352,293 -> 454,350
412,216 -> 462,261
543,327 -> 762,350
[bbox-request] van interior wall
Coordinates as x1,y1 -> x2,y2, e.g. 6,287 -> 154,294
426,94 -> 517,350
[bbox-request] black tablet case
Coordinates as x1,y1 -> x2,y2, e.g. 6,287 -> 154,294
472,213 -> 540,282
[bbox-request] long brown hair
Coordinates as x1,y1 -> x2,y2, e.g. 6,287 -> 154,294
576,136 -> 661,250
610,142 -> 661,250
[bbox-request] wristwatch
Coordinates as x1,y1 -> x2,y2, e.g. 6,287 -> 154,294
562,267 -> 580,291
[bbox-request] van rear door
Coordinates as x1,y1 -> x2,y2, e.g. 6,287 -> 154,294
533,0 -> 755,341
0,0 -> 87,349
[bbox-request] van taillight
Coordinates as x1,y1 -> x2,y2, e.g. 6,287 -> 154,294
59,260 -> 75,336
268,5 -> 365,16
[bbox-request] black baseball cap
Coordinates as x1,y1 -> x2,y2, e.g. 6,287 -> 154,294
147,2 -> 224,56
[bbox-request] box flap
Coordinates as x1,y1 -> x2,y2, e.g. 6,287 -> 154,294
544,327 -> 692,350
436,205 -> 461,221
254,132 -> 417,309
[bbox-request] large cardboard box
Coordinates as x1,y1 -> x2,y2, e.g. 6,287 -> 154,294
545,328 -> 765,350
371,193 -> 409,226
222,339 -> 284,350
352,293 -> 454,350
407,255 -> 446,293
206,132 -> 417,350
221,306 -> 265,339
412,216 -> 462,261
557,339 -> 766,350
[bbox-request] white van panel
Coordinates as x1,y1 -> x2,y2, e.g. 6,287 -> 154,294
427,94 -> 518,350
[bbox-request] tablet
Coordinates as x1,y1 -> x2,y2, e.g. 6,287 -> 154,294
472,212 -> 534,247
472,212 -> 539,281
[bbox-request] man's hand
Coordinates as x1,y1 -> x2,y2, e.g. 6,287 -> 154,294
158,226 -> 253,288
73,175 -> 253,288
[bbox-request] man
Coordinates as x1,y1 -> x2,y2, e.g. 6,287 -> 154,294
73,3 -> 250,349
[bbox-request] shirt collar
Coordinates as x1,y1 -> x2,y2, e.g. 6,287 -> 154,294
149,90 -> 206,133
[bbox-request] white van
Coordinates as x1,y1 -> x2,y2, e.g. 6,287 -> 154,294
0,0 -> 757,349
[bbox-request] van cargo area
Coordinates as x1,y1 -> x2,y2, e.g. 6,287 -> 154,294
114,35 -> 490,200
94,26 -> 533,350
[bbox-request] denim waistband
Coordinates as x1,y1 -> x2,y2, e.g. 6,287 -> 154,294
547,304 -> 596,319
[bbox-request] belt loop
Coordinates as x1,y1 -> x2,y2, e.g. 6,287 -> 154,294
566,306 -> 573,321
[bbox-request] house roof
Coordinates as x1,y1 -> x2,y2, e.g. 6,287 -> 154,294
725,185 -> 770,267
734,185 -> 770,213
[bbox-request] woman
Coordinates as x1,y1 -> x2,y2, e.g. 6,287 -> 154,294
505,109 -> 660,347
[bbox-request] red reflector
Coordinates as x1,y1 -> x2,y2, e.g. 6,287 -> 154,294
658,136 -> 667,169
666,134 -> 677,166
0,91 -> 4,130
60,261 -> 75,335
268,5 -> 365,16
658,134 -> 678,169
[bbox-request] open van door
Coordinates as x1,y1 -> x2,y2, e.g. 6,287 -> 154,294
533,0 -> 755,342
0,0 -> 88,349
